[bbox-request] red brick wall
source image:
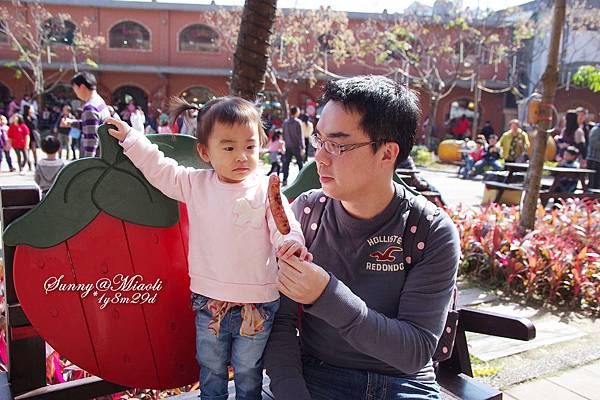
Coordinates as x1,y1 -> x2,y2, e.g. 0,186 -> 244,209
0,2 -> 598,133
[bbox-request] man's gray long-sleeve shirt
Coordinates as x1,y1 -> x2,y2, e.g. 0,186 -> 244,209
264,184 -> 460,399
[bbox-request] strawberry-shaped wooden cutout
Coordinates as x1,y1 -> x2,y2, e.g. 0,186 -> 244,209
3,125 -> 210,389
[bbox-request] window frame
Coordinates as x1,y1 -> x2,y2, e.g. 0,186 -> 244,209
42,18 -> 77,47
107,20 -> 152,52
177,23 -> 219,53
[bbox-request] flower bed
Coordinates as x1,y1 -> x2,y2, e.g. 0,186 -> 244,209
447,200 -> 600,315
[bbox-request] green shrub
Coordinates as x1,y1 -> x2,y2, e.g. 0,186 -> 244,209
447,200 -> 600,314
411,145 -> 432,166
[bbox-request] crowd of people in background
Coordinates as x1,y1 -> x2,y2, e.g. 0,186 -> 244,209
458,107 -> 600,191
0,76 -> 319,197
6,73 -> 595,196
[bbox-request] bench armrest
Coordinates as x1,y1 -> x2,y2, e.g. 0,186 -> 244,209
459,308 -> 536,341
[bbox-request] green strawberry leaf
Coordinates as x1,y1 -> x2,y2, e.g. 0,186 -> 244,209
3,159 -> 106,248
97,124 -> 124,165
3,124 -> 210,248
93,162 -> 180,227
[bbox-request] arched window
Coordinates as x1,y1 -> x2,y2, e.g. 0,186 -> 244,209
179,24 -> 218,52
112,85 -> 149,119
43,18 -> 76,46
180,87 -> 215,105
109,21 -> 150,50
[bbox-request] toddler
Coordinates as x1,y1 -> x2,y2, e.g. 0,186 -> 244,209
106,96 -> 309,400
35,135 -> 65,197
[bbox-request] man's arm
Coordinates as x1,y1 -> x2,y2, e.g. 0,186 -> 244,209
298,213 -> 459,374
264,295 -> 312,400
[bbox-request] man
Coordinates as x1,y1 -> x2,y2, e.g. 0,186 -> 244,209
70,72 -> 110,157
576,106 -> 593,159
281,106 -> 305,186
587,122 -> 600,189
264,76 -> 459,399
452,114 -> 470,140
498,119 -> 530,163
481,120 -> 495,140
576,107 -> 592,139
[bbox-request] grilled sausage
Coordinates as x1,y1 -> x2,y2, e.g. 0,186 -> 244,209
268,174 -> 291,235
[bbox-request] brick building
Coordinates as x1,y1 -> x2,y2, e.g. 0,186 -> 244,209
0,0 -> 597,139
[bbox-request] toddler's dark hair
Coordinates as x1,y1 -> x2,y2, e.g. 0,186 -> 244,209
169,96 -> 267,147
271,129 -> 282,141
41,135 -> 61,154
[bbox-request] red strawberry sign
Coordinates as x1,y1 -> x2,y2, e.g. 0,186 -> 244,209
3,125 -> 210,389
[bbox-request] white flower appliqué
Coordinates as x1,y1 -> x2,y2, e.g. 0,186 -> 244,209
233,198 -> 264,229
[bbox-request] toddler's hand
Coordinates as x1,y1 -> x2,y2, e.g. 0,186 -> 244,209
277,240 -> 313,262
106,117 -> 131,141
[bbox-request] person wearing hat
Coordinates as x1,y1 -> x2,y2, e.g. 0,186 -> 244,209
498,119 -> 530,163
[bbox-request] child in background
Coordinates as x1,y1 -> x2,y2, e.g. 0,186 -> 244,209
555,146 -> 581,193
0,115 -> 15,172
106,95 -> 310,400
462,135 -> 486,178
266,129 -> 285,177
69,109 -> 82,159
7,114 -> 29,174
157,119 -> 172,133
35,136 -> 65,197
469,134 -> 503,177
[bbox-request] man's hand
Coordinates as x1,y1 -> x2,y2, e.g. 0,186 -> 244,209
277,256 -> 330,304
106,117 -> 131,141
277,240 -> 313,262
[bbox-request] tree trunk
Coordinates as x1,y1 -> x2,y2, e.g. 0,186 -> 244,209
519,0 -> 566,232
230,0 -> 278,101
427,96 -> 439,149
472,84 -> 480,139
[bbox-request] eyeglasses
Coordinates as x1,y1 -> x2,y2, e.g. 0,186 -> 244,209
310,133 -> 380,156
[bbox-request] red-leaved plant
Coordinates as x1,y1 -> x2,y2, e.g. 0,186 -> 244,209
448,199 -> 599,315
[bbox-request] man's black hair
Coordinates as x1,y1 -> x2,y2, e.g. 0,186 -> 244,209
289,106 -> 298,115
70,71 -> 97,90
41,135 -> 61,154
320,75 -> 420,165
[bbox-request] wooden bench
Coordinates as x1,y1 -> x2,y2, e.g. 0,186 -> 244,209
0,162 -> 535,400
539,191 -> 600,206
482,181 -> 525,205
